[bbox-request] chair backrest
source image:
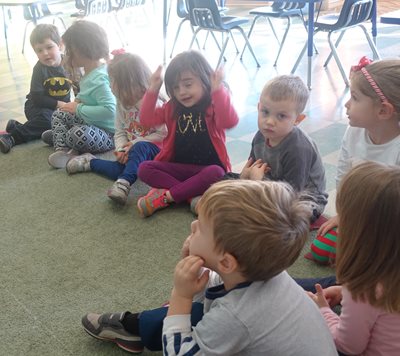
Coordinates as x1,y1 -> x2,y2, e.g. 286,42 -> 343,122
85,0 -> 112,15
335,0 -> 373,28
176,0 -> 189,19
271,1 -> 306,11
23,3 -> 52,21
187,0 -> 222,29
119,0 -> 145,9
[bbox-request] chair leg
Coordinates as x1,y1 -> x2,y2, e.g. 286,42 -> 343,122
300,15 -> 318,54
274,16 -> 291,66
359,24 -> 380,60
170,18 -> 187,58
237,27 -> 260,67
189,28 -> 201,50
22,21 -> 31,54
327,31 -> 349,86
58,17 -> 66,31
209,32 -> 227,62
230,31 -> 239,53
324,30 -> 345,67
291,40 -> 308,74
216,35 -> 230,68
240,15 -> 259,59
267,17 -> 280,45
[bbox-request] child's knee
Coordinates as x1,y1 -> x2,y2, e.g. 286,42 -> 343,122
310,228 -> 338,265
204,165 -> 225,181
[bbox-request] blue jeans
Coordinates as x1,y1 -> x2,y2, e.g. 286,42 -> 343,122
90,141 -> 159,185
138,302 -> 204,351
294,275 -> 337,293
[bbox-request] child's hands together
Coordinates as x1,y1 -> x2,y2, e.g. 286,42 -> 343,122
240,158 -> 270,180
60,101 -> 78,114
172,255 -> 210,300
113,142 -> 133,164
211,67 -> 224,92
307,284 -> 343,308
149,65 -> 164,92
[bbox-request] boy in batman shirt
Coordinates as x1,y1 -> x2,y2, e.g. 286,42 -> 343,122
0,24 -> 71,153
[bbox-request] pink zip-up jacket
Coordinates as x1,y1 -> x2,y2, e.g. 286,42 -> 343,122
139,86 -> 239,171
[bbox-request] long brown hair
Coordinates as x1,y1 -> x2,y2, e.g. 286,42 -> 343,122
336,161 -> 400,312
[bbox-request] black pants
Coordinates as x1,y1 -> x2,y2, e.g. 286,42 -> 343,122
10,100 -> 54,144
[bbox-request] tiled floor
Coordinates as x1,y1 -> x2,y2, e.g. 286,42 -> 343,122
1,0 -> 399,216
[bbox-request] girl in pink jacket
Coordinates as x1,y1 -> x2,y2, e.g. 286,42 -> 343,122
137,51 -> 239,217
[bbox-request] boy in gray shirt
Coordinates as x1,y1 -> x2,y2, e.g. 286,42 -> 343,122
81,180 -> 337,355
239,75 -> 327,222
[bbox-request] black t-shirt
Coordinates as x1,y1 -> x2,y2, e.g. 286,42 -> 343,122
26,60 -> 71,109
174,106 -> 222,167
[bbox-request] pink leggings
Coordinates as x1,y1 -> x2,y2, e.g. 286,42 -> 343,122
137,161 -> 225,203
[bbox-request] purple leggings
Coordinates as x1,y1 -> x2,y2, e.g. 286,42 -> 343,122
137,161 -> 225,203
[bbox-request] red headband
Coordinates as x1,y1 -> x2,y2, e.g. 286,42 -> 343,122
350,56 -> 389,104
111,48 -> 126,57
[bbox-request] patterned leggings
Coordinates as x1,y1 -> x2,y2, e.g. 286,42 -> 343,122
51,110 -> 114,153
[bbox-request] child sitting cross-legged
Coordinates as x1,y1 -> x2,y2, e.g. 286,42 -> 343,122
81,180 -> 337,355
226,75 -> 328,223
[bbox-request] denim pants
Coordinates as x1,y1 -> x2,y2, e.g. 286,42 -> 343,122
90,141 -> 159,185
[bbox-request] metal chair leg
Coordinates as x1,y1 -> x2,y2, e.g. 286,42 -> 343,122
237,26 -> 260,67
359,24 -> 380,60
22,21 -> 31,54
324,30 -> 345,67
291,40 -> 307,74
216,35 -> 230,68
170,18 -> 187,58
274,16 -> 291,66
327,31 -> 349,86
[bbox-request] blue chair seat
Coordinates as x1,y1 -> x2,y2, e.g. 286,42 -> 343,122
220,16 -> 249,30
249,6 -> 303,19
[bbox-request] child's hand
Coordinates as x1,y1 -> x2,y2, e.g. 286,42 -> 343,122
317,215 -> 339,236
211,66 -> 224,92
114,142 -> 132,164
172,255 -> 210,300
249,160 -> 269,180
307,284 -> 342,308
60,101 -> 78,114
181,235 -> 192,259
240,158 -> 254,179
149,65 -> 163,92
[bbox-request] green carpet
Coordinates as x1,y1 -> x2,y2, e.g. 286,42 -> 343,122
0,141 -> 332,355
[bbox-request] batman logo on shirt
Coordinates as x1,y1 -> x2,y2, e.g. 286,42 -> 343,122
43,77 -> 72,98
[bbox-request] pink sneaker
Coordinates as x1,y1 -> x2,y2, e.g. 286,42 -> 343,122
137,188 -> 169,217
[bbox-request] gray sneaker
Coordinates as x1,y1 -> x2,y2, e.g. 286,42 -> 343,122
48,148 -> 79,169
66,153 -> 95,174
81,312 -> 144,353
107,180 -> 130,205
190,195 -> 202,215
41,129 -> 53,146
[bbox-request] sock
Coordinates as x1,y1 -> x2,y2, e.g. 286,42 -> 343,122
121,312 -> 141,336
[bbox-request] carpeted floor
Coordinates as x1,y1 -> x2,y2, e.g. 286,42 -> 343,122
0,141 -> 332,355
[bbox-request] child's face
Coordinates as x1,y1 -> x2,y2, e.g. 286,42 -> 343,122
33,39 -> 62,67
173,71 -> 205,108
257,93 -> 304,146
188,214 -> 221,270
345,82 -> 381,129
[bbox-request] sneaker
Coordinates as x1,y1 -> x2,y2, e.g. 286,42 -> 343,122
6,119 -> 19,133
41,129 -> 53,146
48,148 -> 79,169
137,188 -> 169,217
107,179 -> 130,205
81,312 -> 144,354
0,133 -> 15,154
189,195 -> 202,215
66,153 -> 95,174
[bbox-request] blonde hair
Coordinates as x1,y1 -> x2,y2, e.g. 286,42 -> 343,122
261,75 -> 309,114
336,162 -> 400,312
198,180 -> 310,281
351,59 -> 400,115
108,53 -> 151,108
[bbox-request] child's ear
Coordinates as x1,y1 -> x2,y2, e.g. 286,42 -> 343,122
295,114 -> 306,125
379,102 -> 395,119
257,102 -> 261,111
218,252 -> 239,274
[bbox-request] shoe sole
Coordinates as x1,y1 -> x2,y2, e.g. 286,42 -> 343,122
0,141 -> 11,154
137,197 -> 151,217
107,191 -> 127,205
83,327 -> 144,354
